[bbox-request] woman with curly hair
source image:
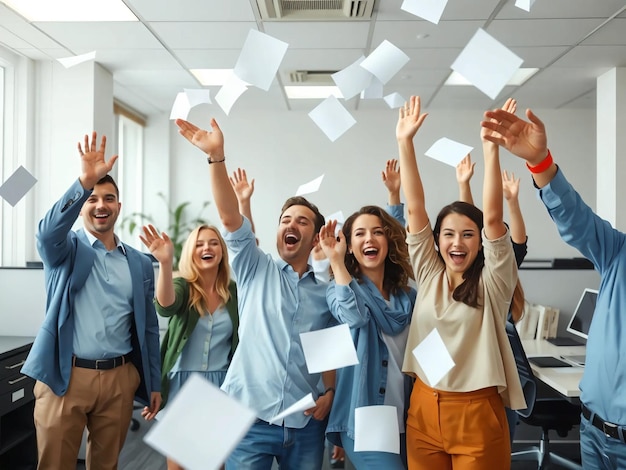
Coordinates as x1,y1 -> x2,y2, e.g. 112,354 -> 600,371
140,224 -> 238,470
319,205 -> 416,469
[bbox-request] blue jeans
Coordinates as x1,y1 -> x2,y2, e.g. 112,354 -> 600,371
580,415 -> 626,469
226,418 -> 327,470
340,431 -> 406,469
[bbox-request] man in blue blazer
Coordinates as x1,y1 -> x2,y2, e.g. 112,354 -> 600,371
21,132 -> 161,469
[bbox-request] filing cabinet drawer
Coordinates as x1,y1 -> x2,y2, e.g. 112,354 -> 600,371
0,375 -> 35,417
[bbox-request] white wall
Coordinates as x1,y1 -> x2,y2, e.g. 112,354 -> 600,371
168,105 -> 595,260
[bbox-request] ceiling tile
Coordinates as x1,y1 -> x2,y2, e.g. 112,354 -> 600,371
149,21 -> 257,49
126,0 -> 256,21
263,21 -> 371,49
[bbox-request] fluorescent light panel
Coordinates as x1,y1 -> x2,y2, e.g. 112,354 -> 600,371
190,69 -> 236,86
285,86 -> 343,99
445,68 -> 539,86
1,0 -> 138,21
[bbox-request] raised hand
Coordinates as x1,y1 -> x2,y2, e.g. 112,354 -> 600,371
456,154 -> 475,185
481,108 -> 548,165
481,97 -> 517,144
382,159 -> 401,195
139,225 -> 174,265
319,220 -> 346,265
78,132 -> 118,189
502,170 -> 520,201
396,95 -> 428,141
230,168 -> 255,203
175,118 -> 224,157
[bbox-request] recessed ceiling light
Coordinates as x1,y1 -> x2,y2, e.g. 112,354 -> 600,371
445,68 -> 540,86
190,69 -> 236,86
285,86 -> 344,99
1,0 -> 138,21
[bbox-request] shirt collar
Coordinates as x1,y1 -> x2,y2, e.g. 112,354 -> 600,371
84,230 -> 126,255
277,258 -> 317,282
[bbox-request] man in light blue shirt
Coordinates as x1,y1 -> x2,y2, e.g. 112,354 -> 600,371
176,117 -> 336,469
483,108 -> 626,469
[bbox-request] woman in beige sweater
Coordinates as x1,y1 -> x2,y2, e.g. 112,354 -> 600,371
396,96 -> 525,470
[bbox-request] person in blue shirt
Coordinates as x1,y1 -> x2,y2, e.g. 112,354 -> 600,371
319,206 -> 416,469
21,132 -> 161,470
175,117 -> 335,470
482,106 -> 626,469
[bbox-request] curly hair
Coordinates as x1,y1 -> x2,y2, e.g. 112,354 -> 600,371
342,205 -> 413,295
433,201 -> 484,308
178,225 -> 231,313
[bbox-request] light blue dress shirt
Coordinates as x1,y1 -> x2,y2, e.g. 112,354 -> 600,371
220,217 -> 333,428
539,168 -> 626,424
73,232 -> 132,359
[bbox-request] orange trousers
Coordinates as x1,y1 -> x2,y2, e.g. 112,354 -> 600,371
33,362 -> 140,470
406,378 -> 510,470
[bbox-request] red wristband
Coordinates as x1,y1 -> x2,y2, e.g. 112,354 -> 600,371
526,150 -> 553,174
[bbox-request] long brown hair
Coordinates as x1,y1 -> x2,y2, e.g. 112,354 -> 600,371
178,225 -> 231,313
433,201 -> 484,308
342,205 -> 413,295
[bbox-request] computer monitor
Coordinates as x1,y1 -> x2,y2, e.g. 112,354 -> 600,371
566,288 -> 598,340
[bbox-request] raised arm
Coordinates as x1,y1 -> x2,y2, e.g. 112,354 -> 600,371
78,132 -> 119,191
481,99 -> 518,240
456,154 -> 475,205
319,220 -> 350,286
139,224 -> 175,307
396,96 -> 429,233
176,118 -> 242,232
230,167 -> 256,233
481,108 -> 555,188
382,159 -> 401,206
502,170 -> 527,244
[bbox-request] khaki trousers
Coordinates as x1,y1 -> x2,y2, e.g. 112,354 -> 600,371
33,362 -> 140,470
406,378 -> 511,470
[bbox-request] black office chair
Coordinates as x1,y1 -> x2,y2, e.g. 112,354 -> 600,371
506,322 -> 582,470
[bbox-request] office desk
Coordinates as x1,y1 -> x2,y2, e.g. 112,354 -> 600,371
522,339 -> 585,398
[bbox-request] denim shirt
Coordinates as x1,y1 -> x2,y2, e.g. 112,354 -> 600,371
220,217 -> 333,428
325,276 -> 416,445
539,168 -> 626,424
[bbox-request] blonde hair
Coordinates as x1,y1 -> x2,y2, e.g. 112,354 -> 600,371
178,225 -> 231,313
510,278 -> 525,324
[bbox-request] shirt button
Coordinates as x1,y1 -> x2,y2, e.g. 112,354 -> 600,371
379,387 -> 386,394
382,360 -> 388,367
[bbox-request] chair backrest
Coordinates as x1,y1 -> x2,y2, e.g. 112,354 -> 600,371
506,321 -> 537,418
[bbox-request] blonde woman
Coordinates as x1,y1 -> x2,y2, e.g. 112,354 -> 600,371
140,224 -> 238,470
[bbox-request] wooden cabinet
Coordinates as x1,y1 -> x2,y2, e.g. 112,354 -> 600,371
0,337 -> 37,470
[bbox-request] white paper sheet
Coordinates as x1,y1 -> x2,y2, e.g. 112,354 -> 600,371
412,328 -> 455,387
57,51 -> 96,68
401,0 -> 449,24
331,56 -> 373,100
360,76 -> 384,99
515,0 -> 536,12
269,393 -> 316,425
234,29 -> 288,91
354,405 -> 400,453
425,137 -> 473,167
0,166 -> 38,206
300,324 -> 359,374
295,174 -> 324,197
215,75 -> 249,116
384,92 -> 406,109
360,40 -> 410,85
451,28 -> 524,100
143,374 -> 256,470
169,92 -> 191,120
184,88 -> 212,107
308,96 -> 356,142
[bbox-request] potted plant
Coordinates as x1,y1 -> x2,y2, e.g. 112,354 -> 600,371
121,192 -> 211,269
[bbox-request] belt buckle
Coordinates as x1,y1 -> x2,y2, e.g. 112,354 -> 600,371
94,359 -> 107,370
602,421 -> 617,438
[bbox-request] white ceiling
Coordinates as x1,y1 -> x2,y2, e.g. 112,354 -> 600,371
0,0 -> 625,117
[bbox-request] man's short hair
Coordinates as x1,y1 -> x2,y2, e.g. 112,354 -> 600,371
96,174 -> 119,198
279,196 -> 325,234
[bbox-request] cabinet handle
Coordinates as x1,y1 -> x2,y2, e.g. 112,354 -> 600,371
8,375 -> 28,385
5,359 -> 26,369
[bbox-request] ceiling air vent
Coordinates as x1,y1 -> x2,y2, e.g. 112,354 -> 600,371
257,0 -> 375,20
288,70 -> 336,83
